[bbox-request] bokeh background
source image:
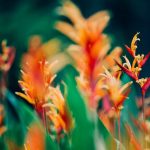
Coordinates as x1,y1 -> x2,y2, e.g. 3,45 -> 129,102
0,0 -> 150,95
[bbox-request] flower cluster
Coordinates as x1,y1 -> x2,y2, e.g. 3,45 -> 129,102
115,33 -> 150,96
56,1 -> 122,108
16,37 -> 73,135
100,67 -> 132,115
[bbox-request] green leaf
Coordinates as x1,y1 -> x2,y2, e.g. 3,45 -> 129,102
63,67 -> 95,150
3,90 -> 58,149
97,117 -> 117,149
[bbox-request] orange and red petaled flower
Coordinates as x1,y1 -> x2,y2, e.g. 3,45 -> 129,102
141,77 -> 150,95
125,32 -> 140,57
43,86 -> 74,134
16,38 -> 73,134
100,67 -> 132,114
124,45 -> 135,57
124,33 -> 150,68
56,1 -> 123,108
115,60 -> 138,80
116,33 -> 150,95
15,39 -> 56,110
16,57 -> 55,106
139,52 -> 150,67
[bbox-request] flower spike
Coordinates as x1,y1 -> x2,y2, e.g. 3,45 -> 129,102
125,45 -> 135,57
139,52 -> 150,67
115,60 -> 138,80
131,32 -> 140,52
141,77 -> 150,95
125,32 -> 140,57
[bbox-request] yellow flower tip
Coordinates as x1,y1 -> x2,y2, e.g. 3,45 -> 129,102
42,103 -> 57,109
130,81 -> 133,84
118,105 -> 124,110
135,54 -> 144,63
18,80 -> 22,84
131,32 -> 140,52
15,92 -> 35,105
15,92 -> 19,95
122,56 -> 132,70
1,40 -> 7,48
119,81 -> 133,94
136,78 -> 148,87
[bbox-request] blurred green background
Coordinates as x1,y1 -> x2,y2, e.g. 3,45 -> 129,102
0,0 -> 150,95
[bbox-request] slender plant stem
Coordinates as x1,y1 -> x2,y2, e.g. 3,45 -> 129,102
141,89 -> 146,149
42,107 -> 47,131
141,90 -> 145,122
118,113 -> 121,143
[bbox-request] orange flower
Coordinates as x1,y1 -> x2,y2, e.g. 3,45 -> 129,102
0,40 -> 15,72
16,36 -> 73,135
56,1 -> 110,46
56,1 -> 122,108
16,36 -> 57,106
100,67 -> 132,114
16,58 -> 56,106
43,86 -> 73,134
116,33 -> 150,95
15,37 -> 57,120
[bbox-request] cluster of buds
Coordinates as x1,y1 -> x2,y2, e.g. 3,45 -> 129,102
115,33 -> 150,96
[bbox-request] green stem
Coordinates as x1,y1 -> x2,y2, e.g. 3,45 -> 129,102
118,114 -> 121,143
141,90 -> 145,121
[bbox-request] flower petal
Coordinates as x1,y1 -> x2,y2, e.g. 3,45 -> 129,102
142,77 -> 150,95
125,45 -> 135,57
55,21 -> 79,43
131,32 -> 140,53
116,89 -> 130,108
115,60 -> 137,80
15,92 -> 35,105
139,52 -> 150,67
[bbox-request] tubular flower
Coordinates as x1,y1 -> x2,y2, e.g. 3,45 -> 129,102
16,58 -> 56,106
15,37 -> 57,117
0,40 -> 15,72
16,37 -> 73,135
125,32 -> 150,68
16,36 -> 57,106
56,1 -> 122,108
56,1 -> 110,46
116,33 -> 150,95
100,67 -> 132,114
43,86 -> 73,134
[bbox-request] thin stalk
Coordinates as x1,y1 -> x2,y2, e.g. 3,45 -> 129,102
118,113 -> 121,143
141,89 -> 146,149
0,72 -> 7,100
116,111 -> 121,150
141,90 -> 145,121
42,107 -> 47,131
